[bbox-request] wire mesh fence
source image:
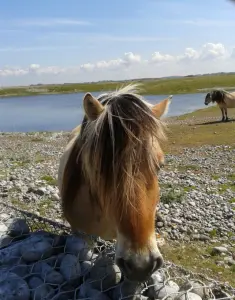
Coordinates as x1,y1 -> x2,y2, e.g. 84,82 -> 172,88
0,200 -> 234,300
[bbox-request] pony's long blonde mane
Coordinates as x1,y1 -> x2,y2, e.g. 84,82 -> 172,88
76,83 -> 166,219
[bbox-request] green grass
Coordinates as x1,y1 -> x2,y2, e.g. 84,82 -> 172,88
218,183 -> 235,193
160,184 -> 185,204
177,164 -> 199,172
41,175 -> 57,186
227,174 -> 235,181
37,198 -> 54,217
209,228 -> 217,238
1,73 -> 235,98
161,241 -> 235,286
164,106 -> 235,154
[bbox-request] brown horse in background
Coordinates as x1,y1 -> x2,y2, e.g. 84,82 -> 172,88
204,89 -> 235,122
58,84 -> 173,282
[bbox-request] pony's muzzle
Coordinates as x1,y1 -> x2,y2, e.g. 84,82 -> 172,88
116,254 -> 164,282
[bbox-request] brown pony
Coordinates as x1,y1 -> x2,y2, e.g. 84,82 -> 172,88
58,84 -> 173,282
204,89 -> 235,122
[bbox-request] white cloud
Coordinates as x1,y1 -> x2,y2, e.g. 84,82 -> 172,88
199,43 -> 226,60
29,64 -> 40,71
177,48 -> 199,62
151,52 -> 174,63
231,48 -> 235,58
176,43 -> 226,63
0,43 -> 234,83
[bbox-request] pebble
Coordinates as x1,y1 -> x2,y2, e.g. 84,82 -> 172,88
60,254 -> 81,282
211,246 -> 229,255
0,272 -> 30,300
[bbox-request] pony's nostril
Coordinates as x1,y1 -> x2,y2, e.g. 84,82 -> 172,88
116,257 -> 134,274
154,256 -> 164,271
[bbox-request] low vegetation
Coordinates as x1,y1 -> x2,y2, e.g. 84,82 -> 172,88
161,241 -> 235,287
164,105 -> 235,154
1,73 -> 235,98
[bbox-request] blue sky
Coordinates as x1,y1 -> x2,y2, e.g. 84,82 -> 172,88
1,0 -> 235,86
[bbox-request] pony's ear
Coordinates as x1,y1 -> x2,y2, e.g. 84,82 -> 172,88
83,93 -> 104,120
151,95 -> 173,119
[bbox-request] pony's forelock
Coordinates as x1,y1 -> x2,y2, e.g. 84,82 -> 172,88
79,84 -> 166,220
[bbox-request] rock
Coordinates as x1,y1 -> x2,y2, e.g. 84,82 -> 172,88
112,280 -> 145,300
147,270 -> 165,288
65,235 -> 88,256
79,248 -> 93,261
0,271 -> 30,300
147,280 -> 179,299
52,193 -> 60,201
227,258 -> 235,266
28,276 -> 55,300
34,187 -> 47,195
60,254 -> 81,282
10,264 -> 29,278
6,218 -> 30,237
81,261 -> 93,275
179,280 -> 210,299
79,282 -> 111,300
0,223 -> 8,236
156,222 -> 164,228
89,257 -> 122,291
0,235 -> 14,248
198,234 -> 210,241
20,237 -> 53,262
0,243 -> 22,266
32,261 -> 64,284
176,292 -> 202,300
211,246 -> 228,255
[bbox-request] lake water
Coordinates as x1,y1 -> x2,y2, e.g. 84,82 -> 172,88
0,92 -> 207,132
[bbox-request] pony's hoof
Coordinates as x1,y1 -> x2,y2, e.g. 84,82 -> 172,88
225,118 -> 229,122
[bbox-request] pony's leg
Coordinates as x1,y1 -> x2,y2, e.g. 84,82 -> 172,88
224,107 -> 229,122
220,108 -> 225,122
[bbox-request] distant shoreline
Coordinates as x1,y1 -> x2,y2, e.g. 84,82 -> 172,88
1,73 -> 235,99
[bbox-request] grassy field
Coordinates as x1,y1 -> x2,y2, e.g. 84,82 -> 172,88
164,105 -> 235,154
1,73 -> 235,98
161,241 -> 235,287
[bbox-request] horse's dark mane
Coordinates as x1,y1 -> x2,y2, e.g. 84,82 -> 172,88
211,90 -> 225,104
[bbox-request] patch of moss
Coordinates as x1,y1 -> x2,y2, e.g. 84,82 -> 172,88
10,198 -> 29,210
183,186 -> 196,192
178,165 -> 199,172
30,137 -> 44,142
41,175 -> 57,186
35,153 -> 45,163
37,198 -> 54,217
160,185 -> 185,204
209,228 -> 217,238
218,183 -> 235,193
161,241 -> 235,286
212,175 -> 220,180
227,174 -> 235,181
